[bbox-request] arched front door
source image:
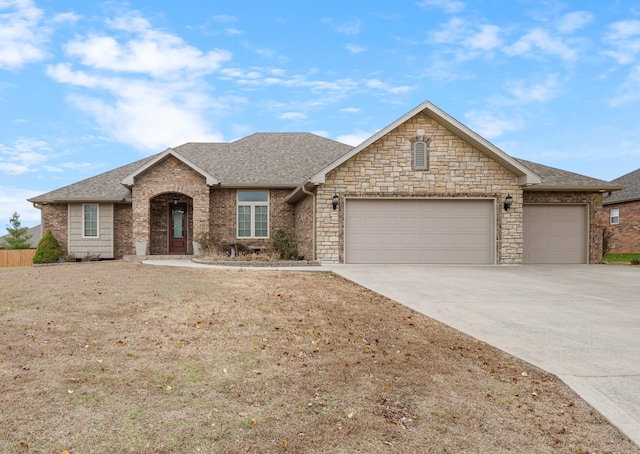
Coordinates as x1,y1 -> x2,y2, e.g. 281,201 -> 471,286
169,203 -> 188,253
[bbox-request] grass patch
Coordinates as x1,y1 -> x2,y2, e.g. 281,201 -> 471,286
604,253 -> 640,263
0,262 -> 638,453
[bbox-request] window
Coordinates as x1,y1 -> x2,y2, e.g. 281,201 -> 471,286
83,204 -> 98,237
413,141 -> 428,170
237,191 -> 269,238
610,208 -> 620,225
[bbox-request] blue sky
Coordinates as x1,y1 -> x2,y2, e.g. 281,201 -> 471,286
2,0 -> 640,227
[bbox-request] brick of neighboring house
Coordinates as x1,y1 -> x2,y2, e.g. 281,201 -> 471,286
606,200 -> 640,254
523,191 -> 605,264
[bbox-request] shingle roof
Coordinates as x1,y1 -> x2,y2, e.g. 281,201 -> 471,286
515,158 -> 625,192
603,168 -> 640,204
29,133 -> 352,203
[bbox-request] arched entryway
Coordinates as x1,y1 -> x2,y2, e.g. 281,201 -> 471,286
149,193 -> 193,255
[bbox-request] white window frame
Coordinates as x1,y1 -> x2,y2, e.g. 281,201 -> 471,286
83,204 -> 99,238
237,191 -> 269,239
413,141 -> 428,170
610,208 -> 620,225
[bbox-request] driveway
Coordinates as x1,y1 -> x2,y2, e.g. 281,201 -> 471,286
325,264 -> 640,447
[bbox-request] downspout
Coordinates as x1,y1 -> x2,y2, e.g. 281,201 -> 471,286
301,184 -> 316,260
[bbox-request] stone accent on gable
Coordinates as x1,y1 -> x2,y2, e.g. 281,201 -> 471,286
131,155 -> 210,252
605,200 -> 640,254
523,191 -> 605,263
315,112 -> 523,264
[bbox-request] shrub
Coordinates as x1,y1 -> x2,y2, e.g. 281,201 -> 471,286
33,230 -> 63,264
631,258 -> 640,266
270,229 -> 298,260
195,232 -> 222,258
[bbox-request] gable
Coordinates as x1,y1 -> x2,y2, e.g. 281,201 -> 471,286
311,100 -> 541,186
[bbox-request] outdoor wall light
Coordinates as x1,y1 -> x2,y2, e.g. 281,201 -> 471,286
332,193 -> 339,210
504,194 -> 513,211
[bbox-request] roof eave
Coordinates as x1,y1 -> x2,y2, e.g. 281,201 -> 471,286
29,196 -> 132,204
524,184 -> 627,193
603,195 -> 640,205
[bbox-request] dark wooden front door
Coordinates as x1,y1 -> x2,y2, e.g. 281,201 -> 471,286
169,203 -> 188,254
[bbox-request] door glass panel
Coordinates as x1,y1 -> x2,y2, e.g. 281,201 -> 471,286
172,207 -> 185,238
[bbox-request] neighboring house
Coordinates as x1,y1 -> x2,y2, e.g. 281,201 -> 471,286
0,224 -> 41,249
603,168 -> 640,254
28,101 -> 623,264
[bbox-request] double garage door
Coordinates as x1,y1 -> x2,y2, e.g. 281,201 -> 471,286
344,200 -> 587,264
345,199 -> 494,264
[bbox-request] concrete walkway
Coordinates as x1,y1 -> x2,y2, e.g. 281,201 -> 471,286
145,260 -> 640,447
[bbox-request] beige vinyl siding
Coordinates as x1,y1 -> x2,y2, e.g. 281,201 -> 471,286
68,203 -> 114,259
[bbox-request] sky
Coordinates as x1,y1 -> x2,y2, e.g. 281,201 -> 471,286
2,0 -> 640,228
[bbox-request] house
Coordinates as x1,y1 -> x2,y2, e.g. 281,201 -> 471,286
603,168 -> 640,254
28,101 -> 623,264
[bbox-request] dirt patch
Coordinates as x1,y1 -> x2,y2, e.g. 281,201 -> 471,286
1,262 -> 637,453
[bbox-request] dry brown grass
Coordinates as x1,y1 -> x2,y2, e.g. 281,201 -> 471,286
1,262 -> 638,454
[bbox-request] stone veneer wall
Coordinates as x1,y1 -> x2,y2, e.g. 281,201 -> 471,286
605,200 -> 640,254
113,203 -> 133,258
294,193 -> 314,260
316,112 -> 523,264
524,191 -> 605,263
41,204 -> 68,254
131,155 -> 210,252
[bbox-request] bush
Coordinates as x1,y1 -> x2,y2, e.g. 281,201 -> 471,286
631,258 -> 640,266
270,229 -> 298,260
33,230 -> 63,264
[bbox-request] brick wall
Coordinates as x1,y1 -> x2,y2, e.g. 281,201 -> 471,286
131,155 -> 210,252
294,193 -> 314,260
316,112 -> 522,264
113,203 -> 132,258
41,204 -> 68,254
209,188 -> 296,250
523,191 -> 604,263
605,200 -> 640,254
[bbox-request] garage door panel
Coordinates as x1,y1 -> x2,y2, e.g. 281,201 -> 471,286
523,205 -> 586,264
345,199 -> 494,264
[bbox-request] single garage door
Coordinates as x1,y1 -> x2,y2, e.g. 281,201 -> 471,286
523,204 -> 587,264
345,199 -> 494,264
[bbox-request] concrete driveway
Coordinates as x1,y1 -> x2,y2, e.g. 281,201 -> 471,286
325,264 -> 640,447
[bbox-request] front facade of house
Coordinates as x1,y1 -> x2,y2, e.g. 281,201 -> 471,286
604,168 -> 640,254
29,101 -> 622,264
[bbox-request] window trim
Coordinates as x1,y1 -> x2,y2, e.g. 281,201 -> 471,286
237,191 -> 269,239
610,208 -> 620,225
410,136 -> 431,171
82,203 -> 99,238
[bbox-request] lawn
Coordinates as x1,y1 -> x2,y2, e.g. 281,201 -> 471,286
1,262 -> 638,453
604,253 -> 640,264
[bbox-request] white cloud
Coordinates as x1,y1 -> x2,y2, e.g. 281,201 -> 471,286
63,14 -> 231,79
0,0 -> 48,69
336,130 -> 374,146
504,28 -> 577,61
610,64 -> 640,106
0,137 -> 52,175
463,24 -> 501,51
0,186 -> 42,227
278,112 -> 306,120
430,18 -> 502,59
506,74 -> 561,103
340,107 -> 361,113
47,10 -> 232,151
324,18 -> 362,35
212,15 -> 237,23
603,20 -> 640,65
556,11 -> 593,34
346,44 -> 366,54
417,0 -> 465,14
52,11 -> 80,24
464,110 -> 523,139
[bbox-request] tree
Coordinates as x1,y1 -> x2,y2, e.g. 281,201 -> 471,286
1,211 -> 32,250
33,229 -> 63,264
